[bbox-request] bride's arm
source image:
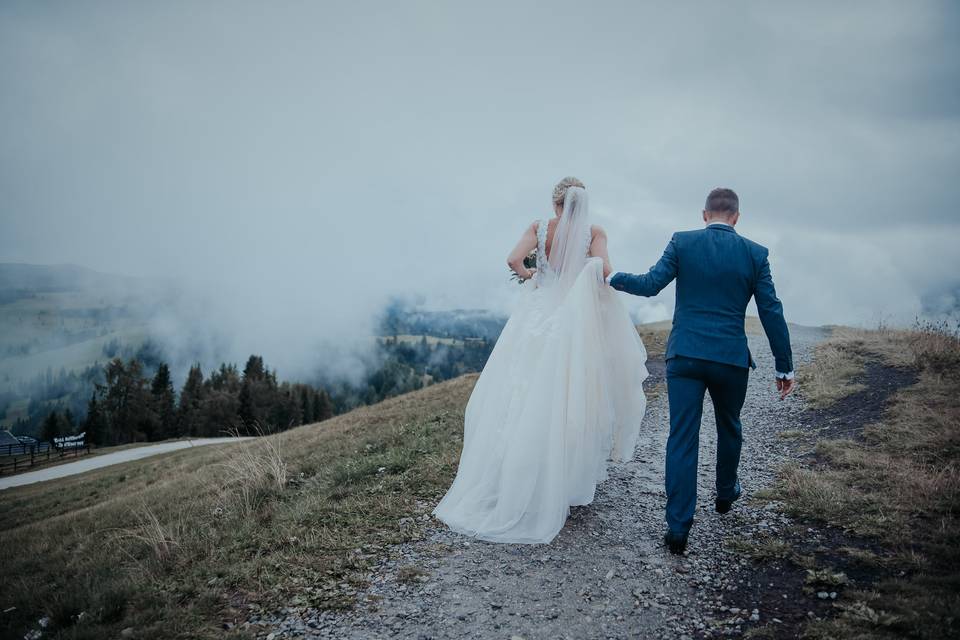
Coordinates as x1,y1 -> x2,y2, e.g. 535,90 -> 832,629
589,225 -> 613,279
507,221 -> 539,280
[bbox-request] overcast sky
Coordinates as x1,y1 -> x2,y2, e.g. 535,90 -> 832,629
1,1 -> 958,375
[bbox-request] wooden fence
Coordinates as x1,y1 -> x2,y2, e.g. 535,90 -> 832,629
0,442 -> 92,475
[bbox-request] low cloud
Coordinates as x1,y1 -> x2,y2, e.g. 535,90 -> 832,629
1,0 -> 957,375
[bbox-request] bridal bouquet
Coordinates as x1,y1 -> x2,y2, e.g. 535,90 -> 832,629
509,250 -> 537,284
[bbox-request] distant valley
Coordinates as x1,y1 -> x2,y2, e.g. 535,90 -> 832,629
0,263 -> 503,437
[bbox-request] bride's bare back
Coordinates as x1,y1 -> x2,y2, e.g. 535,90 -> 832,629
508,218 -> 613,280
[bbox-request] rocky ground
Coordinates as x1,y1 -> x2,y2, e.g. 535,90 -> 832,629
255,326 -> 829,639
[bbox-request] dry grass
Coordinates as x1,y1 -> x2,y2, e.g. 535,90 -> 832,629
775,321 -> 960,639
797,339 -> 867,407
214,425 -> 288,519
0,374 -> 477,640
117,504 -> 183,567
797,325 -> 929,408
726,536 -> 794,562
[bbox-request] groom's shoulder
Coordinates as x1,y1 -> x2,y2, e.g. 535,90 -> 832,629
735,233 -> 771,266
676,228 -> 770,258
667,228 -> 707,252
738,233 -> 769,255
671,228 -> 703,242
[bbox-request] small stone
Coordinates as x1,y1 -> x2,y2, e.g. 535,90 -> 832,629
121,629 -> 134,638
605,569 -> 615,580
817,591 -> 830,600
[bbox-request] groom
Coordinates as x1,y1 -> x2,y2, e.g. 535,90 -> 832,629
607,188 -> 794,554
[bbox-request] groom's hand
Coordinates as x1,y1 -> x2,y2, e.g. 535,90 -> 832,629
776,377 -> 795,400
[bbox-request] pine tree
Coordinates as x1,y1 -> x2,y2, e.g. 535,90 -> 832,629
41,411 -> 62,445
151,363 -> 177,440
199,387 -> 240,437
82,393 -> 107,446
62,408 -> 76,434
242,355 -> 266,382
195,362 -> 240,437
238,377 -> 256,431
178,364 -> 206,437
314,388 -> 333,421
208,363 -> 241,393
300,387 -> 313,424
103,358 -> 152,444
270,383 -> 301,431
238,356 -> 285,432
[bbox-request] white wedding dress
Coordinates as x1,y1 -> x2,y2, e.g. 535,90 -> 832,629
433,187 -> 648,544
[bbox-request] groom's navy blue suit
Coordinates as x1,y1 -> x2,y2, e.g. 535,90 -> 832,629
609,223 -> 792,536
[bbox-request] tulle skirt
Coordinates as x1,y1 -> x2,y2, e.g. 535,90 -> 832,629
433,258 -> 648,543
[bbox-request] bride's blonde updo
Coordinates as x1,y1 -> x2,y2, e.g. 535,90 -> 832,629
552,176 -> 585,206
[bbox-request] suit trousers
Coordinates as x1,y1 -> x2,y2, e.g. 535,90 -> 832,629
664,355 -> 749,535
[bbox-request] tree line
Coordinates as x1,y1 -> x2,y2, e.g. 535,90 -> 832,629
29,334 -> 495,447
40,355 -> 333,446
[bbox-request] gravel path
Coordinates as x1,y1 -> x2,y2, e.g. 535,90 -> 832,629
261,326 -> 826,639
0,437 -> 252,491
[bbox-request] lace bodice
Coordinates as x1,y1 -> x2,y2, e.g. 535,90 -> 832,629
535,218 -> 593,284
535,219 -> 551,279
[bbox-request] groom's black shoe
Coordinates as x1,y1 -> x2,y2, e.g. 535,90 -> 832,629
663,531 -> 688,555
715,486 -> 743,514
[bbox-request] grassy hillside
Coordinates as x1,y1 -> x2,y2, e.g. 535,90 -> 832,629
0,374 -> 477,639
773,323 -> 960,639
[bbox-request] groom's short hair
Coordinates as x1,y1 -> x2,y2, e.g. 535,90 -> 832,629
705,188 -> 739,215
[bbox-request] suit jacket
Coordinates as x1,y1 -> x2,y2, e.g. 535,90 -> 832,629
609,224 -> 793,373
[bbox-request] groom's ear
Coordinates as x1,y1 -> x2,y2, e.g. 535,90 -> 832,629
702,210 -> 708,223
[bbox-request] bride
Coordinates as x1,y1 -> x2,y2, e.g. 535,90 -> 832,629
433,177 -> 649,544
